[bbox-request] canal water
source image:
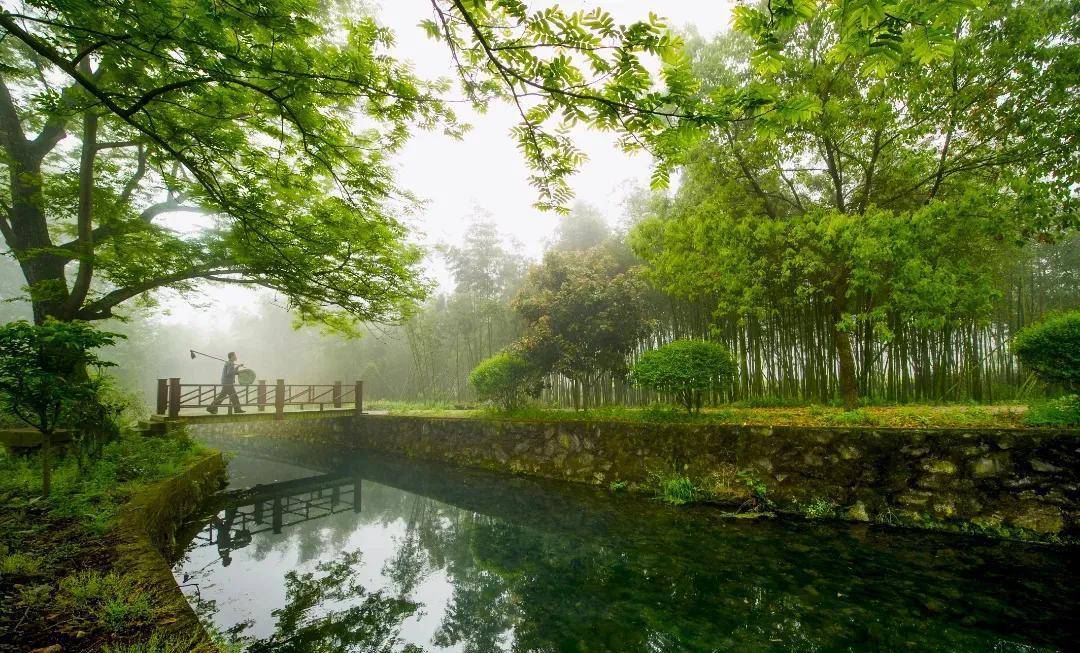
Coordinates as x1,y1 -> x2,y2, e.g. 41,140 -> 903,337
175,436 -> 1078,652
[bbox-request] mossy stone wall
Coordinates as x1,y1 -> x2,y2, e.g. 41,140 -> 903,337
178,415 -> 1079,539
114,452 -> 228,651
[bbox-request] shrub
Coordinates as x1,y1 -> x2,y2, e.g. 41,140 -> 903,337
630,339 -> 736,414
1024,395 -> 1080,427
0,319 -> 122,495
468,352 -> 537,410
737,470 -> 770,510
1013,311 -> 1080,392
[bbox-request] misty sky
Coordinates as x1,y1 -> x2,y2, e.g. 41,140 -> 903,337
158,1 -> 734,329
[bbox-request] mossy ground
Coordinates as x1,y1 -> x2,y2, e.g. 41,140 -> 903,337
0,432 -> 209,652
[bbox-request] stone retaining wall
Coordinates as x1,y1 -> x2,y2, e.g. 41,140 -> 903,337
115,452 -> 228,651
178,415 -> 1079,540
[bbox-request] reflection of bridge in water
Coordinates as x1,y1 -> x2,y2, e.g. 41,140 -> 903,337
190,473 -> 362,567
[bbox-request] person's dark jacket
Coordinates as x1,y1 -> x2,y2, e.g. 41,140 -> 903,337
220,361 -> 240,385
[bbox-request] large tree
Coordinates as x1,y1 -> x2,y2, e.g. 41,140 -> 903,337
512,246 -> 652,409
631,0 -> 1078,409
0,0 -> 991,327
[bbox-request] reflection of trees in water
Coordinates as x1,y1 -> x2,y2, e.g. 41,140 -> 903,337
187,451 -> 1074,653
382,496 -> 436,599
431,514 -> 516,653
243,550 -> 421,653
412,512 -> 1063,653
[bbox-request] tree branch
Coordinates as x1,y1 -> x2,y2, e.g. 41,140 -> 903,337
0,76 -> 29,154
62,86 -> 97,317
95,140 -> 142,151
118,144 -> 148,204
119,76 -> 212,118
56,199 -> 201,254
74,264 -> 248,320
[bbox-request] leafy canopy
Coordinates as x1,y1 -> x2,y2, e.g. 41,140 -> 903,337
0,0 -> 1024,328
630,0 -> 1078,407
426,0 -> 988,207
0,0 -> 443,326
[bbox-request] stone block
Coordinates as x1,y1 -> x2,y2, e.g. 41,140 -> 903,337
1007,504 -> 1065,534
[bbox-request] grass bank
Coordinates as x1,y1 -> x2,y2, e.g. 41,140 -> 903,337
365,401 -> 1039,429
0,431 -> 219,653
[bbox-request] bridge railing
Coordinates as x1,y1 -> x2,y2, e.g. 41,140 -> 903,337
156,378 -> 363,420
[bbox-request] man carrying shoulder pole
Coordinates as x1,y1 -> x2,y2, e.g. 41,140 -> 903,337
208,352 -> 246,414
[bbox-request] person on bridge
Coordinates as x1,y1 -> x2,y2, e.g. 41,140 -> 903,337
207,352 -> 246,414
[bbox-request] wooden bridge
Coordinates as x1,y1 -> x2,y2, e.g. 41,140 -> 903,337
156,378 -> 363,419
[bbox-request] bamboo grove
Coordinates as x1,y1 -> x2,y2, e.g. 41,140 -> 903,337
366,213 -> 1078,408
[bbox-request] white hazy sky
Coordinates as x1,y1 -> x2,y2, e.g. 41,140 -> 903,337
158,1 -> 734,328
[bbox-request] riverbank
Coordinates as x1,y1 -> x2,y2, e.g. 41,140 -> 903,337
365,402 -> 1042,428
177,413 -> 1080,543
0,432 -> 225,653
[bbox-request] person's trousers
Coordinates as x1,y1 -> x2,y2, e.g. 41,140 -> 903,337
210,384 -> 241,412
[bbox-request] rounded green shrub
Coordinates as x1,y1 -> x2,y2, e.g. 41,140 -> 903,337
468,352 -> 534,411
630,339 -> 736,414
1013,311 -> 1080,392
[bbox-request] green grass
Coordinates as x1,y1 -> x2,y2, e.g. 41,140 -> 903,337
365,399 -> 461,413
59,570 -> 156,632
0,551 -> 43,575
373,401 -> 1034,429
0,426 -> 210,650
1024,395 -> 1080,427
101,632 -> 197,653
0,431 -> 206,531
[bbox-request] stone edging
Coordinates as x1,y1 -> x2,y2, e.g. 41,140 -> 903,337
112,452 -> 228,651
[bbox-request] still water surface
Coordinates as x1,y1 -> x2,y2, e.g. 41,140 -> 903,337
175,436 -> 1078,652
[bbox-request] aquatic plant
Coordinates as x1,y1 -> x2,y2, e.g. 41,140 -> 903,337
803,498 -> 837,519
652,472 -> 696,505
736,470 -> 770,511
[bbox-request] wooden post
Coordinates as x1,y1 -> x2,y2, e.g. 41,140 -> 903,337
333,381 -> 342,408
156,379 -> 168,415
257,380 -> 267,412
272,497 -> 283,534
354,380 -> 363,417
275,379 -> 285,420
168,378 -> 181,418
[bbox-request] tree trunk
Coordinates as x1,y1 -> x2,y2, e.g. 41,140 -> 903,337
41,431 -> 52,496
834,322 -> 860,411
9,157 -> 70,324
